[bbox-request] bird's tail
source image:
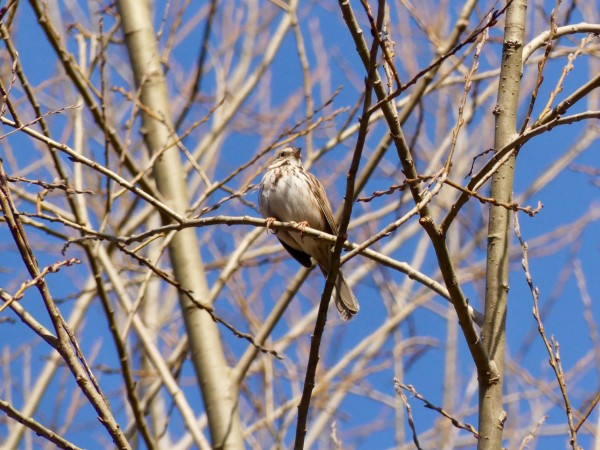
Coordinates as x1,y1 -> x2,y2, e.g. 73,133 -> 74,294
319,266 -> 359,320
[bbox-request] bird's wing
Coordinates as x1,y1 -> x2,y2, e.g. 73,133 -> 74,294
308,172 -> 338,235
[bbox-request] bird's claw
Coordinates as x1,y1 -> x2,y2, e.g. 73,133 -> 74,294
296,221 -> 310,241
265,217 -> 278,234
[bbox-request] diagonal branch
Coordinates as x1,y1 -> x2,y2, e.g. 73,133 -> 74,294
338,0 -> 495,383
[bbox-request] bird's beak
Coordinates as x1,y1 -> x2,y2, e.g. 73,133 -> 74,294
292,147 -> 301,159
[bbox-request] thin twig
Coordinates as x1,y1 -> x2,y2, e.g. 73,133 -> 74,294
115,241 -> 283,359
0,399 -> 83,450
575,391 -> 600,432
393,378 -> 424,450
394,380 -> 479,438
514,212 -> 581,450
0,258 -> 81,314
519,0 -> 561,133
6,176 -> 93,195
517,414 -> 548,450
444,179 -> 543,217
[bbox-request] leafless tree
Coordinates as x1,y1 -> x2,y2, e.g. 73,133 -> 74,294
1,0 -> 599,449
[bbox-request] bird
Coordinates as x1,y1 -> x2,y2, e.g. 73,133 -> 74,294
259,146 -> 359,320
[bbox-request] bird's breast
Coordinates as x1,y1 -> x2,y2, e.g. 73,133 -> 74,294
260,168 -> 325,230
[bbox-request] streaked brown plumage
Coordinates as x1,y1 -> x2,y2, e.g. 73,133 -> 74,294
259,146 -> 359,320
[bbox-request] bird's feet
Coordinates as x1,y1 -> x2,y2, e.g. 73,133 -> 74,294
265,217 -> 278,234
296,221 -> 310,240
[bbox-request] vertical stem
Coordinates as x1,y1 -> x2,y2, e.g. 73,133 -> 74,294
116,1 -> 243,448
478,1 -> 527,448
